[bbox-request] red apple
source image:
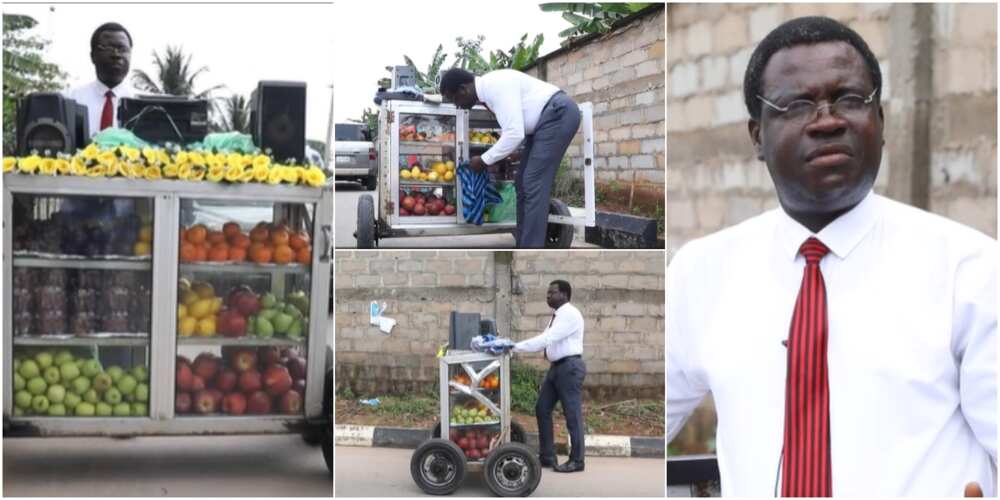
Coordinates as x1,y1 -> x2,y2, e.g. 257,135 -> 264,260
193,353 -> 219,381
477,436 -> 489,449
399,208 -> 410,216
263,365 -> 293,397
293,378 -> 307,396
222,392 -> 247,415
401,196 -> 416,211
444,204 -> 456,216
427,203 -> 441,216
287,356 -> 307,380
208,388 -> 224,409
215,369 -> 238,392
281,347 -> 299,358
176,362 -> 194,392
469,449 -> 481,459
193,390 -> 216,414
247,390 -> 271,414
238,370 -> 262,393
465,449 -> 475,458
175,392 -> 192,414
218,309 -> 246,338
234,293 -> 260,317
458,437 -> 470,449
230,349 -> 257,372
258,346 -> 282,367
279,389 -> 303,415
191,375 -> 206,392
449,429 -> 460,442
413,204 -> 426,216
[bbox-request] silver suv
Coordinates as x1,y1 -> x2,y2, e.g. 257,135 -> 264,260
333,123 -> 376,190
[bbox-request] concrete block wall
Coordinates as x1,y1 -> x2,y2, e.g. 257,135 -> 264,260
667,3 -> 997,255
525,6 -> 666,186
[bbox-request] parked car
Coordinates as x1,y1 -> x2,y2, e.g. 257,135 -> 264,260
333,123 -> 376,190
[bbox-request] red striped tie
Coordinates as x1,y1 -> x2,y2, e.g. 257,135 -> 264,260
782,237 -> 832,497
100,90 -> 114,130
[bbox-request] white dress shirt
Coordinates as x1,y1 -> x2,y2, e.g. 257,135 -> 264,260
514,302 -> 584,362
64,80 -> 136,138
474,69 -> 560,166
667,192 -> 997,496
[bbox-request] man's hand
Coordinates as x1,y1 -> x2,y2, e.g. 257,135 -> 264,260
469,156 -> 487,173
964,482 -> 983,497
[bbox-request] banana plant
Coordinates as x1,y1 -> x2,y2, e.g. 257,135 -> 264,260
540,3 -> 650,38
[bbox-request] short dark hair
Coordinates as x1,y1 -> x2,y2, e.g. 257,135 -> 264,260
439,68 -> 475,95
90,22 -> 133,51
549,280 -> 572,301
743,16 -> 881,120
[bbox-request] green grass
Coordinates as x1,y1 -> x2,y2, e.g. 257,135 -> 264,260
510,362 -> 545,415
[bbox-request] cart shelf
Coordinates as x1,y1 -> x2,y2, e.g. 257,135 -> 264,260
13,335 -> 149,347
399,140 -> 454,148
13,256 -> 152,271
176,336 -> 305,347
448,421 -> 500,428
179,262 -> 309,275
400,181 -> 455,188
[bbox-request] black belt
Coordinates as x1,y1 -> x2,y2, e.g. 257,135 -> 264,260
551,354 -> 581,365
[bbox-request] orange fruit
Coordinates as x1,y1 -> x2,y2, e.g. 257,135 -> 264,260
180,227 -> 189,243
228,246 -> 247,262
289,231 -> 310,250
249,243 -> 272,264
194,244 -> 209,262
249,225 -> 269,243
187,224 -> 208,244
273,244 -> 294,264
270,229 -> 290,246
180,242 -> 198,263
208,243 -> 229,262
207,230 -> 226,245
295,246 -> 311,265
222,222 -> 241,238
229,233 -> 251,249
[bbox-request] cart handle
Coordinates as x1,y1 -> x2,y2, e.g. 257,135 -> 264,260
321,224 -> 333,262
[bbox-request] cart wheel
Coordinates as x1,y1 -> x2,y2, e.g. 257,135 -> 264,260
431,421 -> 527,445
322,424 -> 332,474
545,198 -> 573,249
363,175 -> 377,191
356,194 -> 376,249
302,425 -> 323,446
410,438 -> 466,496
484,442 -> 542,497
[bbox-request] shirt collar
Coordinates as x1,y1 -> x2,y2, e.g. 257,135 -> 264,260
775,190 -> 881,261
94,80 -> 128,97
474,76 -> 484,104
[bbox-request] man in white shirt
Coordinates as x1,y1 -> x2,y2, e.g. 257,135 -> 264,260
514,280 -> 586,473
439,68 -> 580,248
64,22 -> 136,137
667,16 -> 997,496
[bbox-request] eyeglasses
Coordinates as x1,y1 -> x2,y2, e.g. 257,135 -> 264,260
95,44 -> 131,55
757,87 -> 879,123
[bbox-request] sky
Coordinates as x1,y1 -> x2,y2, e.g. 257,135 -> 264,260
5,1 -> 575,144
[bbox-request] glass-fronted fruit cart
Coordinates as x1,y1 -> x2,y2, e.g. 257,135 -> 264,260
3,172 -> 332,470
354,98 -> 595,248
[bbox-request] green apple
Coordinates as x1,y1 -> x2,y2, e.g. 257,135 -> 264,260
285,303 -> 303,319
54,349 -> 74,366
92,373 -> 113,392
14,390 -> 32,409
14,358 -> 21,372
13,406 -> 24,417
260,292 -> 277,309
256,317 -> 275,338
272,313 -> 294,334
113,402 -> 131,417
259,308 -> 279,322
26,376 -> 47,396
83,388 -> 100,405
131,402 -> 147,416
60,362 -> 80,382
75,402 -> 96,416
95,402 -> 113,416
74,358 -> 86,371
35,351 -> 54,369
81,359 -> 102,378
13,373 -> 25,391
46,384 -> 66,404
106,365 -> 124,383
71,376 -> 91,396
63,392 -> 81,411
104,387 -> 122,405
135,383 -> 149,402
31,395 -> 49,413
19,359 -> 40,379
287,319 -> 303,339
43,366 -> 61,385
131,366 -> 149,383
117,374 -> 137,396
47,403 -> 66,416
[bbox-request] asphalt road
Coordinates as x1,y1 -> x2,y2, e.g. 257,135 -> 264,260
335,181 -> 596,249
4,434 -> 332,497
334,446 -> 664,497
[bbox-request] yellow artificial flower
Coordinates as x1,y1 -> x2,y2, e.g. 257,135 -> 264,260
39,158 -> 57,175
188,152 -> 206,166
157,150 -> 170,165
162,164 -> 179,178
295,167 -> 308,185
174,151 -> 188,164
18,155 -> 41,174
253,164 -> 269,182
281,166 -> 299,183
178,164 -> 193,180
106,162 -> 121,177
267,169 -> 283,185
226,153 -> 243,170
207,166 -> 226,183
224,165 -> 242,182
123,147 -> 141,162
87,165 -> 106,177
81,144 -> 99,161
305,167 -> 326,187
3,157 -> 15,173
144,165 -> 162,181
97,150 -> 117,167
129,163 -> 145,179
252,155 -> 271,170
55,159 -> 70,175
239,169 -> 254,183
71,157 -> 88,176
189,165 -> 206,181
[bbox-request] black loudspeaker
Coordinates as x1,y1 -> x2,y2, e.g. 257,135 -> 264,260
250,81 -> 306,164
118,96 -> 209,146
16,93 -> 89,155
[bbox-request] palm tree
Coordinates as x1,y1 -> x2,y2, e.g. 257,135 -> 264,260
540,3 -> 650,39
212,93 -> 250,133
131,45 -> 224,98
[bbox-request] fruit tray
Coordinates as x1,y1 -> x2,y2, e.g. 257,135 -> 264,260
179,262 -> 309,273
13,251 -> 151,261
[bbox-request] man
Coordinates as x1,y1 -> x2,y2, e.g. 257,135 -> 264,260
439,68 -> 580,248
514,280 -> 586,472
667,17 -> 996,497
65,22 -> 135,137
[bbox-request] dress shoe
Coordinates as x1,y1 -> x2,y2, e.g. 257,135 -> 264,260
553,460 -> 585,473
539,456 -> 557,468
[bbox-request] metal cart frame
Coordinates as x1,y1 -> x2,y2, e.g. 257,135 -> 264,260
2,176 -> 333,446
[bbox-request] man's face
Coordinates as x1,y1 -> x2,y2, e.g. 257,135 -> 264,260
546,284 -> 565,309
445,83 -> 477,110
91,30 -> 131,88
749,41 -> 883,217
